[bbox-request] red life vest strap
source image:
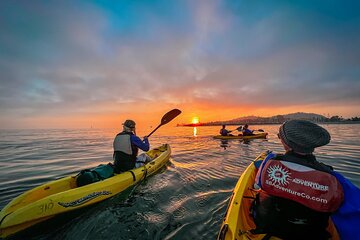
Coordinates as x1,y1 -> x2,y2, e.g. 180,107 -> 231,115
260,159 -> 343,212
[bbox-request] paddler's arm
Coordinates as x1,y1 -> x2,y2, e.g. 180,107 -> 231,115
131,135 -> 150,151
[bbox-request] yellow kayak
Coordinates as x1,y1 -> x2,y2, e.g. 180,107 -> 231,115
0,144 -> 171,238
217,152 -> 340,240
213,132 -> 268,140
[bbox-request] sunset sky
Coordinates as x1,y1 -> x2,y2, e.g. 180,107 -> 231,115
1,1 -> 359,129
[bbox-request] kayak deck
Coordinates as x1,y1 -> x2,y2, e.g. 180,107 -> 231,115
218,152 -> 340,240
0,144 -> 171,238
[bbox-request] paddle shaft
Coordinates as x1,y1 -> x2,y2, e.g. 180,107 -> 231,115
230,127 -> 264,132
147,125 -> 162,138
146,109 -> 181,138
230,126 -> 242,132
222,126 -> 263,132
254,129 -> 264,132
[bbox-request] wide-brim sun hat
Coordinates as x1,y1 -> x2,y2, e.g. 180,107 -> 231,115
278,120 -> 330,154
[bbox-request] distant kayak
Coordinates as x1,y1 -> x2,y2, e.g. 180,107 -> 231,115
217,152 -> 340,240
213,132 -> 268,140
0,144 -> 171,239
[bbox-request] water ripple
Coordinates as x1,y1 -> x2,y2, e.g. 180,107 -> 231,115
1,124 -> 359,239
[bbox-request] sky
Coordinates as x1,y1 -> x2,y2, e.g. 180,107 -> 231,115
1,0 -> 360,129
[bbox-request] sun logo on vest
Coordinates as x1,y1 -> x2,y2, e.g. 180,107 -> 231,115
267,165 -> 291,186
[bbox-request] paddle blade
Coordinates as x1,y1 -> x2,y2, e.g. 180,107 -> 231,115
160,109 -> 182,126
257,129 -> 264,132
146,109 -> 182,138
236,126 -> 243,131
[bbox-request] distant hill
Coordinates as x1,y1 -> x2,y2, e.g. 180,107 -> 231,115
204,112 -> 328,125
177,112 -> 359,127
282,112 -> 327,120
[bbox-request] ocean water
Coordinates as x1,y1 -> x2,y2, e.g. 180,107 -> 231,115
0,124 -> 359,239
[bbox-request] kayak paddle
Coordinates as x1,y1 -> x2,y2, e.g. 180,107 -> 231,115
146,109 -> 182,137
236,126 -> 243,131
229,126 -> 243,132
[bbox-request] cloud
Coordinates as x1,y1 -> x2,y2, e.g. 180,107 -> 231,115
0,0 -> 359,128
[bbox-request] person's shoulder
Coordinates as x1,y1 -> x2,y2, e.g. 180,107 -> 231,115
130,134 -> 140,139
273,153 -> 284,159
318,162 -> 334,172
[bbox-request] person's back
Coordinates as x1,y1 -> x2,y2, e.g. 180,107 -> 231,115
219,125 -> 231,136
253,193 -> 331,239
113,119 -> 149,173
252,120 -> 344,239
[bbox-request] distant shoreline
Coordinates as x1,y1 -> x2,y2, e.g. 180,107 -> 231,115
177,121 -> 360,127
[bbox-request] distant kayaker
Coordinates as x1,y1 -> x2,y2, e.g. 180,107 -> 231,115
242,124 -> 254,136
113,119 -> 150,173
251,120 -> 344,240
219,125 -> 233,136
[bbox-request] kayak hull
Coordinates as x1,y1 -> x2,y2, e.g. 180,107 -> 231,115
213,133 -> 268,140
0,144 -> 171,238
217,152 -> 340,240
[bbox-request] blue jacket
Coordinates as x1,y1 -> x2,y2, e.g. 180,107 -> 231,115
331,171 -> 360,240
130,135 -> 150,151
220,129 -> 231,136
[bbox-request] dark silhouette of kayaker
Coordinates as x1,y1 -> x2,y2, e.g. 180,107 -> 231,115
113,120 -> 150,173
219,125 -> 233,136
251,120 -> 344,240
242,124 -> 254,136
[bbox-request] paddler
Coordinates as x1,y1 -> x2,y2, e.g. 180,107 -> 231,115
219,125 -> 233,136
242,124 -> 254,136
113,120 -> 150,173
251,120 -> 344,240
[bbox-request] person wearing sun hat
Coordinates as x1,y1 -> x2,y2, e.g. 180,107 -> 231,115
113,119 -> 150,173
251,120 -> 344,240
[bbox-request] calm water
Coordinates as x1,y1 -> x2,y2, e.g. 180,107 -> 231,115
1,124 -> 360,239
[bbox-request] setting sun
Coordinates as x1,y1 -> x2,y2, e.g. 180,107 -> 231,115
191,117 -> 199,124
